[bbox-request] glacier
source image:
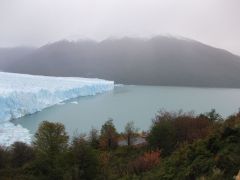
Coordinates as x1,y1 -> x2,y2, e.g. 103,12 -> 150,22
0,72 -> 114,146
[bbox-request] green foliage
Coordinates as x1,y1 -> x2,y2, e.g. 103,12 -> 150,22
0,110 -> 239,180
148,117 -> 176,156
10,142 -> 34,168
147,111 -> 212,156
33,121 -> 69,157
30,121 -> 69,180
200,109 -> 223,122
0,146 -> 8,170
102,146 -> 146,178
143,122 -> 240,180
69,136 -> 99,180
88,127 -> 100,149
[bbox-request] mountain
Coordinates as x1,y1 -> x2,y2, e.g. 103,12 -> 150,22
2,36 -> 240,88
0,47 -> 35,71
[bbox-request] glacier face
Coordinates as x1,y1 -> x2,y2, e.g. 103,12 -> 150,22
0,72 -> 114,146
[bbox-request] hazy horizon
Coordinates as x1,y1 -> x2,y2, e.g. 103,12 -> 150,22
1,0 -> 240,55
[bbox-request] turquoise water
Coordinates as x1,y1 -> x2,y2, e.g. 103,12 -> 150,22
13,85 -> 240,135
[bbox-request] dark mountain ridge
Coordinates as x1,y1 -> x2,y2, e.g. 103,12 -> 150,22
1,36 -> 240,88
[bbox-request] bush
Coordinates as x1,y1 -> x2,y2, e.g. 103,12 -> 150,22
0,146 -> 8,170
148,111 -> 212,156
10,142 -> 34,168
148,117 -> 176,156
69,136 -> 99,180
145,124 -> 240,180
129,150 -> 161,174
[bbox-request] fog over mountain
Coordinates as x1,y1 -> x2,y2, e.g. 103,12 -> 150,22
0,47 -> 35,71
1,36 -> 240,88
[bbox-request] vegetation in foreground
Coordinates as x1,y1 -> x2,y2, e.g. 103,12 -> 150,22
0,109 -> 240,180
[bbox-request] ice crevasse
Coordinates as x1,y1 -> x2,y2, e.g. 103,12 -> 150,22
0,72 -> 114,146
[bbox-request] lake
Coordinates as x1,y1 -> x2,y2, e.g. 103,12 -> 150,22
13,85 -> 240,135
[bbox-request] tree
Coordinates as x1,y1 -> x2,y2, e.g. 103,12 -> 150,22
124,121 -> 138,146
33,121 -> 69,157
147,112 -> 177,156
100,119 -> 118,150
32,121 -> 69,180
148,119 -> 176,156
148,111 -> 213,156
173,115 -> 212,143
88,127 -> 99,149
0,146 -> 8,170
144,121 -> 240,180
70,136 -> 99,180
201,109 -> 223,122
10,142 -> 34,168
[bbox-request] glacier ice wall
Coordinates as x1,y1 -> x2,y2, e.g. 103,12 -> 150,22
0,72 -> 114,146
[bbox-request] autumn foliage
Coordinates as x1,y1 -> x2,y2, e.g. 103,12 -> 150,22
99,119 -> 118,150
129,150 -> 161,174
0,110 -> 239,180
148,111 -> 214,155
173,115 -> 212,143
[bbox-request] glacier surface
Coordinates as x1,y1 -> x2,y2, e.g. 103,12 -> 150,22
0,72 -> 114,146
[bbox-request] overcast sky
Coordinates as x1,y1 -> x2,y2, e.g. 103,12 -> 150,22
0,0 -> 240,55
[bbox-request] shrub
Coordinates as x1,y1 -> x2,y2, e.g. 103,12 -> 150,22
10,142 -> 34,168
69,136 -> 99,180
148,111 -> 212,156
129,150 -> 161,174
0,146 -> 8,170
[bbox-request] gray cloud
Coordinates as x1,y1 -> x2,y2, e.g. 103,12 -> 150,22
0,0 -> 240,55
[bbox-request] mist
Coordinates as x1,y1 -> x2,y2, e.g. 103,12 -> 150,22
0,0 -> 240,55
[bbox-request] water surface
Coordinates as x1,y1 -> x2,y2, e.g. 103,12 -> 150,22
14,85 -> 240,135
